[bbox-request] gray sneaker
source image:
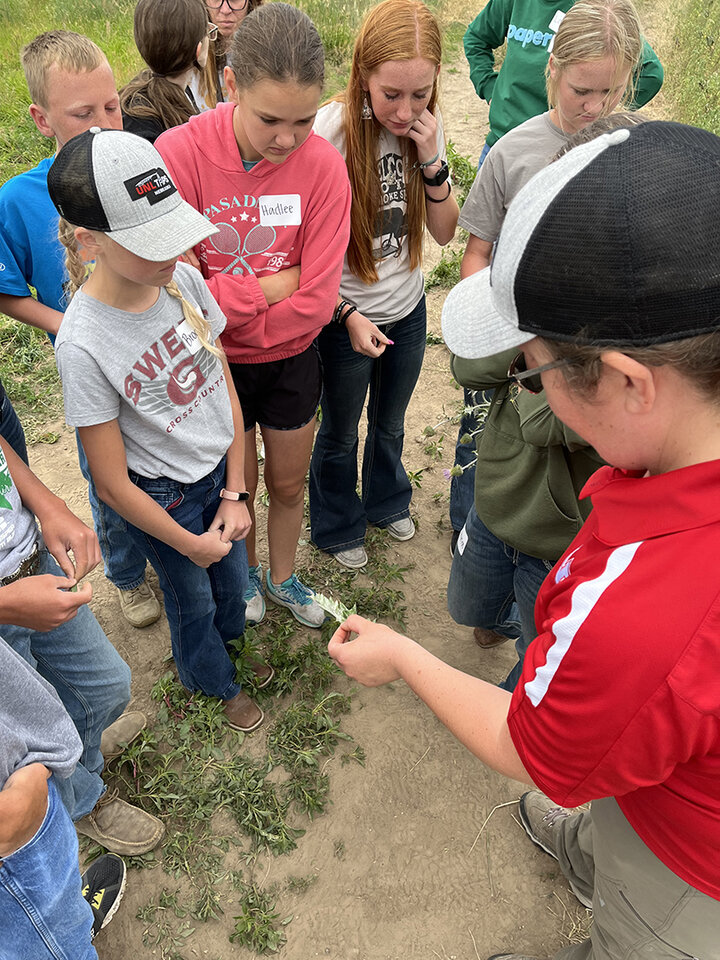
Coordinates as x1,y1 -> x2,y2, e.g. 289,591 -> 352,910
487,954 -> 546,959
332,546 -> 368,569
385,517 -> 415,541
265,571 -> 326,628
518,791 -> 592,908
244,564 -> 266,625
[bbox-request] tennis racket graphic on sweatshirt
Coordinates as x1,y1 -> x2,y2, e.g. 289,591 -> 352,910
209,222 -> 277,275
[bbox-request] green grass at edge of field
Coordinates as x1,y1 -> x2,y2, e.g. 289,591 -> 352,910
663,0 -> 720,135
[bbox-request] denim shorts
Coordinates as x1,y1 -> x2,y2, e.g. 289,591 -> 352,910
230,344 -> 322,431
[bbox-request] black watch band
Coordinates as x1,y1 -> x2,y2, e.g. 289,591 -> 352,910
422,160 -> 449,187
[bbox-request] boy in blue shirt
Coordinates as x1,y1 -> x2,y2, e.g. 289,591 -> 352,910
0,31 -> 160,628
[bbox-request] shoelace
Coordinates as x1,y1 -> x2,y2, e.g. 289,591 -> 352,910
542,806 -> 569,827
278,575 -> 311,605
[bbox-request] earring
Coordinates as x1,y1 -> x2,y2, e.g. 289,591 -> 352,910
361,94 -> 372,120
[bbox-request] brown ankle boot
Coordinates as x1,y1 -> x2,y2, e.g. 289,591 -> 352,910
223,690 -> 264,731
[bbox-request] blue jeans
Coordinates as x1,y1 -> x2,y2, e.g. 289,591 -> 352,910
477,140 -> 492,170
310,296 -> 427,552
126,458 -> 248,699
447,505 -> 552,691
1,549 -> 130,820
449,388 -> 493,532
0,780 -> 97,960
0,389 -> 29,464
75,434 -> 147,591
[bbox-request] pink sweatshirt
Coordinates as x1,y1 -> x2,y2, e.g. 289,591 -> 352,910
156,103 -> 351,364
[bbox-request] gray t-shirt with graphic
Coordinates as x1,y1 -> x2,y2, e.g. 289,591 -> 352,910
314,100 -> 448,325
459,112 -> 569,242
55,262 -> 234,484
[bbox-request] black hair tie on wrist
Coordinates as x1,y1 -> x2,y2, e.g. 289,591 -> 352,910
425,182 -> 452,203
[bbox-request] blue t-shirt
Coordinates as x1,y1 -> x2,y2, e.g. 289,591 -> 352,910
0,156 -> 67,312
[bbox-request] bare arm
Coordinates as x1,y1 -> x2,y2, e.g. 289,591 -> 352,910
328,615 -> 533,784
257,266 -> 301,305
0,436 -> 100,581
206,351 -> 251,542
0,764 -> 50,860
460,234 -> 494,280
0,437 -> 96,627
408,110 -> 459,247
78,419 -> 231,568
0,294 -> 63,337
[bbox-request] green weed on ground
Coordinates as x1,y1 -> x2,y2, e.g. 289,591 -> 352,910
84,535 -> 405,956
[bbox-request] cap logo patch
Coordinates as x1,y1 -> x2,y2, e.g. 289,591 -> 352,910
124,168 -> 177,206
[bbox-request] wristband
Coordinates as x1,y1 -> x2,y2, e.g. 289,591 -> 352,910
418,151 -> 440,169
341,304 -> 358,325
333,300 -> 349,324
425,182 -> 452,203
219,488 -> 250,501
422,160 -> 449,187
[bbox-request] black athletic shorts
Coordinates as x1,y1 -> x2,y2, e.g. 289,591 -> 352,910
230,343 -> 322,431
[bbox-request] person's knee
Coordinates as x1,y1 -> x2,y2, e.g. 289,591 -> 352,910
447,558 -> 477,625
315,424 -> 359,455
266,474 -> 305,507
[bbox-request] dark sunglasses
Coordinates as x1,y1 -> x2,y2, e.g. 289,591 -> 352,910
507,353 -> 571,394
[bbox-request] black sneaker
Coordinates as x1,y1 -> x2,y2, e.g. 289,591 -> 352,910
81,852 -> 127,939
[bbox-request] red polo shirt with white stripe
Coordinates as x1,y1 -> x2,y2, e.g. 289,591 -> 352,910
508,462 -> 720,899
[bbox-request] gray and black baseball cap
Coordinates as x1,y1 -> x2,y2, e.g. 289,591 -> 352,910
48,127 -> 217,261
442,121 -> 720,359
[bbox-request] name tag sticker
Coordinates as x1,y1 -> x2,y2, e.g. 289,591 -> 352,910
549,9 -> 565,31
457,525 -> 469,556
259,194 -> 301,227
176,319 -> 202,355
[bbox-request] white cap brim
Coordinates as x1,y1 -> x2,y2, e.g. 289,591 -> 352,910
108,199 -> 218,262
441,266 -> 531,359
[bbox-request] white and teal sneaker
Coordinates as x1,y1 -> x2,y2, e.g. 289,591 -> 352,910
244,564 -> 266,625
265,571 -> 326,628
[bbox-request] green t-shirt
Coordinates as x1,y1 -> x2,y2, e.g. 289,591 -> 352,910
464,0 -> 664,147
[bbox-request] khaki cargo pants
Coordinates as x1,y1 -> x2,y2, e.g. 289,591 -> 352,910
554,798 -> 720,960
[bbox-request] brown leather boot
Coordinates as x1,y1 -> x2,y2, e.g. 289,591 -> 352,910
473,627 -> 510,649
75,788 -> 164,855
246,660 -> 274,689
223,690 -> 264,731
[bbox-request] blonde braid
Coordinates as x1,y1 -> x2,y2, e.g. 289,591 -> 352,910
165,280 -> 223,358
57,217 -> 90,301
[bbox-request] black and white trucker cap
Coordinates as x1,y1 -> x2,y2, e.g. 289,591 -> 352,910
48,127 -> 217,260
442,121 -> 720,359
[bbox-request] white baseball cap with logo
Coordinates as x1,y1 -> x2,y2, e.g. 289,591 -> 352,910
47,127 -> 217,261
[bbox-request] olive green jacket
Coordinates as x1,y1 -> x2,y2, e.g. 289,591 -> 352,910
452,348 -> 604,561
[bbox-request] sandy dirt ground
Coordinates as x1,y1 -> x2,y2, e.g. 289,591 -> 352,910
25,56 -> 597,960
